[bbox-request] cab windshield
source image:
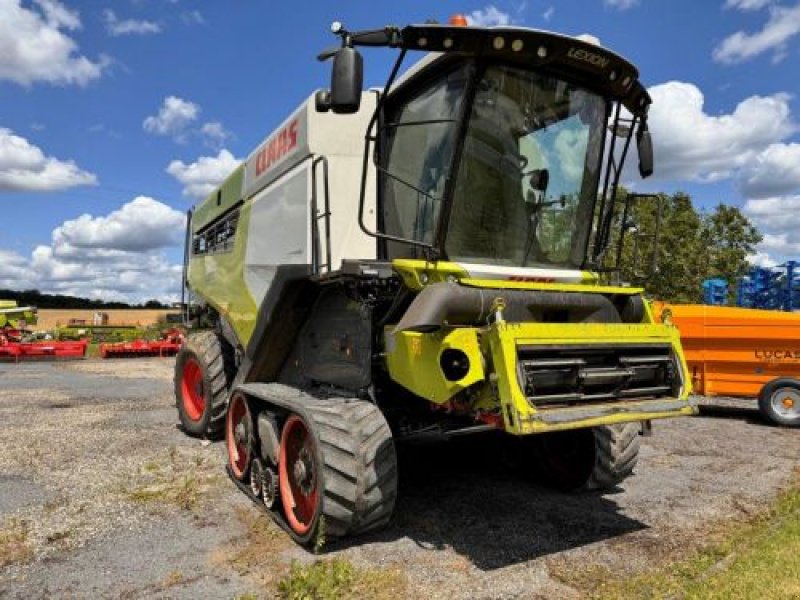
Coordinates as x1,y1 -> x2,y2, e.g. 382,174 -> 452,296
446,65 -> 607,269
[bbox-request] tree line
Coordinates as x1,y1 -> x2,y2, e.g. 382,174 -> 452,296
0,289 -> 171,310
607,191 -> 761,304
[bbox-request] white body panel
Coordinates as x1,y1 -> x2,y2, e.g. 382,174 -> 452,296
242,92 -> 378,306
244,161 -> 311,305
455,262 -> 587,283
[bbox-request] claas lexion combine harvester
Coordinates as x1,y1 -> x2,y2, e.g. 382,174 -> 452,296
174,18 -> 695,546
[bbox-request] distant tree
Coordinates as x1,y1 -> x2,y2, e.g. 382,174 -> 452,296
609,192 -> 761,303
0,289 -> 137,309
143,299 -> 167,309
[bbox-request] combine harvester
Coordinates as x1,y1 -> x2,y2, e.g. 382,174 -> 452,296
0,301 -> 87,361
657,303 -> 800,427
174,17 -> 695,546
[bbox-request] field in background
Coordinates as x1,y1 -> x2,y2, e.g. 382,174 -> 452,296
33,309 -> 180,331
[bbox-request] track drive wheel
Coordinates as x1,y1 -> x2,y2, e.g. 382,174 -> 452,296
758,379 -> 800,427
226,393 -> 254,481
174,331 -> 233,438
523,422 -> 641,491
277,401 -> 397,546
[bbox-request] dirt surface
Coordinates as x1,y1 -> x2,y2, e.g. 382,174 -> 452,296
1,358 -> 799,599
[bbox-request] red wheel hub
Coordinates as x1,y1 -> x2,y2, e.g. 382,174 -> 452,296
226,394 -> 252,480
181,358 -> 205,422
279,415 -> 319,535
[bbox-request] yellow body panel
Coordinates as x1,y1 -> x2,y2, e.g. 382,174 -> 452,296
384,262 -> 695,434
386,327 -> 485,404
484,321 -> 692,434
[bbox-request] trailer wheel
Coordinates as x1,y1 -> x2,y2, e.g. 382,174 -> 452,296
523,422 -> 640,491
759,379 -> 800,427
174,331 -> 232,438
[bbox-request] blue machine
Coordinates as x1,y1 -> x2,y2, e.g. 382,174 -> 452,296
702,278 -> 728,306
733,262 -> 800,311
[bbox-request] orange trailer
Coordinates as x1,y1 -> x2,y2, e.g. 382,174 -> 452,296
655,303 -> 800,427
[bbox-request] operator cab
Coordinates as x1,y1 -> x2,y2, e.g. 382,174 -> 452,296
318,23 -> 654,275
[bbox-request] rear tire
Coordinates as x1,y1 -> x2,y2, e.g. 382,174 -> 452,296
174,331 -> 232,438
758,379 -> 800,427
523,422 -> 641,491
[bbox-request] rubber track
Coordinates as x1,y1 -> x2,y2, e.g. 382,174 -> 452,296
177,331 -> 230,437
585,422 -> 641,490
236,382 -> 398,539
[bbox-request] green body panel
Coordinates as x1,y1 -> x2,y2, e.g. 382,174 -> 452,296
191,165 -> 245,232
187,200 -> 258,345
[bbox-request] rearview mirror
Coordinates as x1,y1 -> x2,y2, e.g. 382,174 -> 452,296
636,120 -> 653,178
329,47 -> 363,114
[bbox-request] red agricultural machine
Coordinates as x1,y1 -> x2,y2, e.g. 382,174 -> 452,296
100,329 -> 184,359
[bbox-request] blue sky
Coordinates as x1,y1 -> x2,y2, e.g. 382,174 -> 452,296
1,0 -> 799,301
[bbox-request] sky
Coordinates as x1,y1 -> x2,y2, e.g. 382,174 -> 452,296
1,0 -> 799,302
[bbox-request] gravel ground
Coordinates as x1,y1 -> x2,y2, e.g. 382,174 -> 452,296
0,358 -> 798,599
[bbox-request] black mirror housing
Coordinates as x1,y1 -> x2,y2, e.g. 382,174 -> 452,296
636,121 -> 654,178
330,47 -> 363,114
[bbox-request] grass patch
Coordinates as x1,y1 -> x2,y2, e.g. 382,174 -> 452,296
277,558 -> 406,600
225,506 -> 290,578
0,518 -> 33,567
125,446 -> 221,511
575,473 -> 800,599
128,473 -> 203,510
222,507 -> 405,598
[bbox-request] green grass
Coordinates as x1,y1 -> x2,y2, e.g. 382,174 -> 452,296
277,558 -> 405,600
589,475 -> 800,599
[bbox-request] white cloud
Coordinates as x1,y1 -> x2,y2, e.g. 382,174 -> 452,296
646,81 -> 794,182
739,143 -> 800,198
180,10 -> 204,25
34,0 -> 80,29
53,196 -> 185,251
725,0 -> 774,10
0,197 -> 184,302
467,6 -> 512,26
542,6 -> 554,21
0,0 -> 105,86
143,97 -> 232,147
604,0 -> 638,9
200,121 -> 232,149
103,9 -> 161,36
166,149 -> 241,198
743,195 -> 800,264
747,250 -> 777,268
713,4 -> 800,64
143,96 -> 200,140
576,33 -> 602,46
743,195 -> 800,231
0,128 -> 97,191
